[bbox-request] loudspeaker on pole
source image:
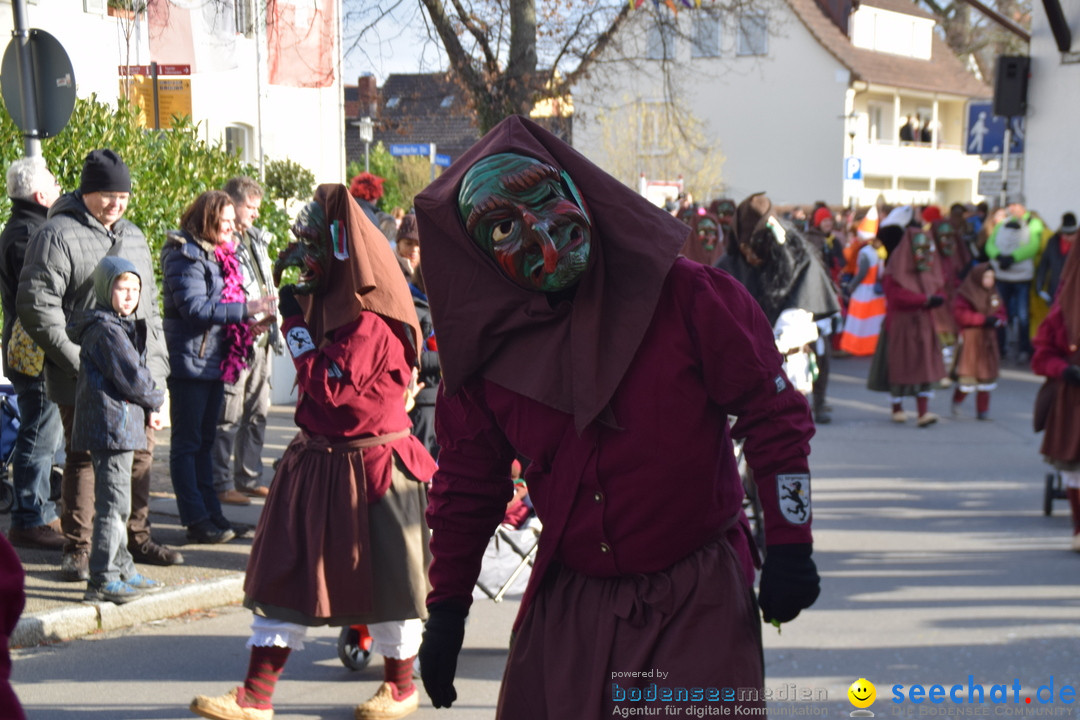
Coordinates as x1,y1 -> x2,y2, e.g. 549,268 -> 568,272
993,55 -> 1029,117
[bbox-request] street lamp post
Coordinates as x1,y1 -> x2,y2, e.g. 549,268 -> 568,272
357,116 -> 373,173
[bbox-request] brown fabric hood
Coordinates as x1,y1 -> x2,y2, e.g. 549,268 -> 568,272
301,184 -> 421,363
956,262 -> 999,315
883,226 -> 945,298
413,115 -> 689,433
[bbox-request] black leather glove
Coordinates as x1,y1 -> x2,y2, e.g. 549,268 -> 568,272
925,294 -> 945,309
997,254 -> 1015,270
1063,365 -> 1080,386
278,284 -> 303,319
983,315 -> 1000,328
419,604 -> 468,709
759,543 -> 820,624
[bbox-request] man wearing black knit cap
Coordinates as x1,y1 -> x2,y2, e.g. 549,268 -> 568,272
18,149 -> 181,582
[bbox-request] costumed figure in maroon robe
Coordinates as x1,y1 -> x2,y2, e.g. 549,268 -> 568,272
867,224 -> 947,426
950,263 -> 1006,419
930,213 -> 972,373
190,185 -> 438,720
0,535 -> 26,720
678,207 -> 724,267
413,116 -> 820,719
1031,243 -> 1080,553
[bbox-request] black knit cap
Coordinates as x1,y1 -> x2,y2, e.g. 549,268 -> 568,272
80,149 -> 131,194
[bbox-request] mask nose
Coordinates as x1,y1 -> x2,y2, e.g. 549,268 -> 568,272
522,211 -> 559,273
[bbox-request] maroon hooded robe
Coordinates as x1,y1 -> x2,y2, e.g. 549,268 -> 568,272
415,116 -> 815,719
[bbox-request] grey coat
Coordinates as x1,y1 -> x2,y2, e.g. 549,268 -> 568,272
16,192 -> 168,406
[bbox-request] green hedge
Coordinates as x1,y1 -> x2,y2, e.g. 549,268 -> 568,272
0,94 -> 296,293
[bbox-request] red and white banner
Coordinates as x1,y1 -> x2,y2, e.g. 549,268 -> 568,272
267,0 -> 335,88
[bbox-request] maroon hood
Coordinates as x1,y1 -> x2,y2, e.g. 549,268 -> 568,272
414,115 -> 690,432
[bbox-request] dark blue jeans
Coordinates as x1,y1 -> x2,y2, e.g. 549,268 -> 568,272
167,377 -> 226,528
9,372 -> 63,530
997,280 -> 1032,355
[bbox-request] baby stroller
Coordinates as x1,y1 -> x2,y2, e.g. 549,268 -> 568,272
1044,470 -> 1066,516
0,385 -> 18,513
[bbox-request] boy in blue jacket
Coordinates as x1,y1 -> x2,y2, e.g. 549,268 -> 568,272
68,257 -> 166,604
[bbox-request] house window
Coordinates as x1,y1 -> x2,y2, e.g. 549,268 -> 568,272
225,125 -> 251,163
647,20 -> 676,61
737,12 -> 768,56
235,0 -> 253,36
84,0 -> 105,12
867,103 -> 888,143
691,15 -> 720,58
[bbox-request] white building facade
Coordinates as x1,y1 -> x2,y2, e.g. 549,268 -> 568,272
572,0 -> 990,209
0,0 -> 345,187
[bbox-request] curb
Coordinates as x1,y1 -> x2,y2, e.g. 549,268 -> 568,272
11,574 -> 245,648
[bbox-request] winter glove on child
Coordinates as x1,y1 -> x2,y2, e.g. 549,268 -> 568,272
759,543 -> 820,624
419,604 -> 468,708
1063,365 -> 1080,387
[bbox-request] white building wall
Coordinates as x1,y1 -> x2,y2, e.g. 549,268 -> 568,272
1025,0 -> 1080,226
0,2 -> 343,189
573,8 -> 850,206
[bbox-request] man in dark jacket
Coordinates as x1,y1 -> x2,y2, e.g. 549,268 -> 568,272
0,158 -> 64,550
17,149 -> 181,581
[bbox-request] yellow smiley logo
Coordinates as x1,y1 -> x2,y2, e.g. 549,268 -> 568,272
848,678 -> 876,709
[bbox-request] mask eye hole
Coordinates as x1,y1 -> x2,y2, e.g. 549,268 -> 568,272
492,220 -> 514,243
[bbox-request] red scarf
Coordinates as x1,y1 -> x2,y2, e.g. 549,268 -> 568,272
215,242 -> 253,383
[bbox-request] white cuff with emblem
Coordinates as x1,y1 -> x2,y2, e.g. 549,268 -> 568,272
286,325 -> 316,358
777,473 -> 811,525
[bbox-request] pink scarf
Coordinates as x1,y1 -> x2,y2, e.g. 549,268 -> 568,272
215,242 -> 254,384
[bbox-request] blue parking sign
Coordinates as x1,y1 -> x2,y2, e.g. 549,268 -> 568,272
844,156 -> 862,181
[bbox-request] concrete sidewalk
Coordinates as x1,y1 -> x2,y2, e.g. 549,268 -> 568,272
2,405 -> 299,648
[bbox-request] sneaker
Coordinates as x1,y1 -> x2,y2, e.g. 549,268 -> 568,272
210,515 -> 254,539
917,412 -> 939,428
186,521 -> 236,545
218,490 -> 251,506
60,549 -> 90,582
84,579 -> 142,604
190,687 -> 273,720
129,539 -> 185,566
891,410 -> 907,423
354,682 -> 419,720
7,523 -> 66,550
124,573 -> 163,593
814,408 -> 832,425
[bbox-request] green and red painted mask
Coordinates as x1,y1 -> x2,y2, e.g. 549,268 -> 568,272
697,217 -> 719,251
911,231 -> 935,272
935,222 -> 956,257
273,200 -> 331,294
458,153 -> 592,292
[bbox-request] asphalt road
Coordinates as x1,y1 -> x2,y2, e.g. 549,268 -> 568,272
11,354 -> 1080,720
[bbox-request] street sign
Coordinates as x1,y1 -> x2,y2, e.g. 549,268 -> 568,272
977,170 -> 1023,196
966,101 -> 1024,155
119,64 -> 191,76
435,154 -> 451,168
126,75 -> 192,129
388,143 -> 431,157
844,156 -> 863,181
0,29 -> 76,138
